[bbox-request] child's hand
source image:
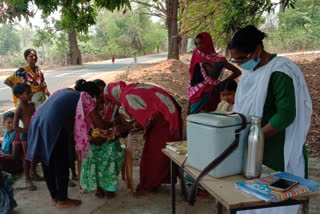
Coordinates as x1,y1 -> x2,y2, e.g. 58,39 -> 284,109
90,136 -> 107,145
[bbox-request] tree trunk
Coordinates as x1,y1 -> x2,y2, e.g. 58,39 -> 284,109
157,46 -> 160,54
68,31 -> 82,65
179,34 -> 188,54
166,0 -> 180,60
279,0 -> 285,13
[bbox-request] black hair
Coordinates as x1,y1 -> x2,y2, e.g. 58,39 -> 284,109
227,25 -> 266,53
13,83 -> 31,96
74,79 -> 100,97
93,79 -> 106,88
24,48 -> 37,59
3,111 -> 14,121
195,34 -> 202,40
219,79 -> 238,92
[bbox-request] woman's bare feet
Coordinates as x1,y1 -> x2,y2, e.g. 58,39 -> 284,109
55,198 -> 82,208
105,191 -> 115,199
51,199 -> 57,206
95,188 -> 104,198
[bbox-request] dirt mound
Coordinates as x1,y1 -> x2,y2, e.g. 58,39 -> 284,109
141,59 -> 189,73
123,59 -> 189,102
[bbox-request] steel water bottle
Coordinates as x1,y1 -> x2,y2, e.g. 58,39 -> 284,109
244,117 -> 264,179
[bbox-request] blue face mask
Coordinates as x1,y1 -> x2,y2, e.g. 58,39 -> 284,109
240,52 -> 261,71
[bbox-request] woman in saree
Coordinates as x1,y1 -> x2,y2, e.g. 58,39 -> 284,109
189,32 -> 241,114
4,48 -> 50,108
79,79 -> 124,199
104,81 -> 182,196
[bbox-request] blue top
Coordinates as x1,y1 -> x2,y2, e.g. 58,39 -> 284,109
1,129 -> 16,154
26,89 -> 81,165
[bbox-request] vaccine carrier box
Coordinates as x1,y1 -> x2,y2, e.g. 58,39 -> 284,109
187,112 -> 251,178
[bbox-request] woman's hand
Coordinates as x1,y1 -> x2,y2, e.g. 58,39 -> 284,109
4,78 -> 14,88
45,88 -> 51,97
224,61 -> 241,80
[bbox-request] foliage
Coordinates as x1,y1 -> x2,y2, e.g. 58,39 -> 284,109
264,0 -> 320,52
0,24 -> 20,55
1,0 -> 131,27
17,26 -> 34,49
179,0 -> 297,49
92,10 -> 167,58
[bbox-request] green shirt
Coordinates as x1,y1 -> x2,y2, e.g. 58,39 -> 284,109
261,71 -> 296,172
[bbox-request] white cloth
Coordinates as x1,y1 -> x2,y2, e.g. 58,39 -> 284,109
234,56 -> 312,214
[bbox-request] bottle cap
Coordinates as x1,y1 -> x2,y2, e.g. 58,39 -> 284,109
251,117 -> 261,124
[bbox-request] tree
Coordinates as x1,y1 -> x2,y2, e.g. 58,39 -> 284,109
166,0 -> 179,59
265,0 -> 320,52
0,24 -> 20,55
133,0 -> 181,59
179,0 -> 297,49
92,10 -> 167,58
1,0 -> 131,64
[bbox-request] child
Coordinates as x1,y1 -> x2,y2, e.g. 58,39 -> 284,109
0,170 -> 17,213
216,79 -> 237,112
13,83 -> 40,190
0,111 -> 23,174
80,94 -> 124,199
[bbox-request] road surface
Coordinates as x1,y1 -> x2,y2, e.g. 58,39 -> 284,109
0,53 -> 168,114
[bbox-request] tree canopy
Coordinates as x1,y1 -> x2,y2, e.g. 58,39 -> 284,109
179,0 -> 297,49
0,24 -> 20,55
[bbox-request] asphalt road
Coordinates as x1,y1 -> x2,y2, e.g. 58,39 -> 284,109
0,53 -> 168,113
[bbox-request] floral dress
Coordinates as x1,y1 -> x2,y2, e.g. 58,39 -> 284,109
80,139 -> 124,192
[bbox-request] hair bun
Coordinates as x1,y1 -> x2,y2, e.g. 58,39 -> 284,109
228,25 -> 267,53
74,79 -> 100,97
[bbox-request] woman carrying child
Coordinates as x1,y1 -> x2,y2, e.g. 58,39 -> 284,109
188,32 -> 241,114
0,111 -> 23,174
4,48 -> 50,108
27,80 -> 116,208
79,79 -> 125,198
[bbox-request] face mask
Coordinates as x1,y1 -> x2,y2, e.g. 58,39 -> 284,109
240,52 -> 261,71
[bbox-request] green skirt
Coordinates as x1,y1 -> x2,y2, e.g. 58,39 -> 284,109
80,139 -> 125,192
